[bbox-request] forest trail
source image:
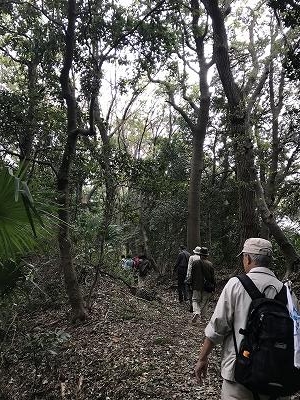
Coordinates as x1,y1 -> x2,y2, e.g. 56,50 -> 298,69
0,274 -> 223,400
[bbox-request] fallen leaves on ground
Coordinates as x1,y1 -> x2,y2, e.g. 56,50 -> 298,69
0,275 -> 223,399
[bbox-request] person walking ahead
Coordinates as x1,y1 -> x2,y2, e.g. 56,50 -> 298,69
185,246 -> 201,321
186,246 -> 201,282
194,238 -> 290,400
174,245 -> 190,303
199,247 -> 215,319
190,247 -> 215,322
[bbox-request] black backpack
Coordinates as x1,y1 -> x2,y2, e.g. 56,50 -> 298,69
202,262 -> 215,293
203,277 -> 215,293
233,274 -> 300,399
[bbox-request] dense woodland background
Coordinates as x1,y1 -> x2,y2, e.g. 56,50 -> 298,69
0,0 -> 300,398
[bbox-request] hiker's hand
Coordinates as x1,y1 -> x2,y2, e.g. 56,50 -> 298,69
195,357 -> 208,385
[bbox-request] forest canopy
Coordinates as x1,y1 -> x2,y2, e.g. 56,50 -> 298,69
0,0 -> 300,320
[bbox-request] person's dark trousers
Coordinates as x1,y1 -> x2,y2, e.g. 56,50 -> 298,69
177,270 -> 188,302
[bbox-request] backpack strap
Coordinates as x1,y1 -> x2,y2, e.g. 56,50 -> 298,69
232,275 -> 263,355
274,283 -> 287,305
236,274 -> 264,300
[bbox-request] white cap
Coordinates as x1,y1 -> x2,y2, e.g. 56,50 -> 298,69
237,238 -> 272,257
193,246 -> 201,255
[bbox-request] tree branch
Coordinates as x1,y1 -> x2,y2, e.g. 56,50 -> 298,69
0,46 -> 25,64
4,0 -> 65,29
0,149 -> 58,177
246,62 -> 270,117
167,94 -> 196,131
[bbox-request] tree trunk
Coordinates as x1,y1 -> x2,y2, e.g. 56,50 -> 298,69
254,172 -> 300,274
232,118 -> 259,244
186,0 -> 211,251
57,0 -> 87,322
187,130 -> 204,250
201,0 -> 260,246
266,63 -> 285,209
84,94 -> 118,306
139,194 -> 158,272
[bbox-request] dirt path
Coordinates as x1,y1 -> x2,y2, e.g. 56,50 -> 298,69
0,275 -> 223,399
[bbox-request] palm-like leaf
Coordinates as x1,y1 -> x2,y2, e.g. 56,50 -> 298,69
0,168 -> 41,261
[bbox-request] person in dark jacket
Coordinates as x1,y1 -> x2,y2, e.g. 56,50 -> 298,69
190,247 -> 215,323
137,255 -> 151,288
174,245 -> 191,303
199,247 -> 215,318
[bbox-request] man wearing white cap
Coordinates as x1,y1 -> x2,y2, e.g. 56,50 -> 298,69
185,246 -> 201,321
194,238 -> 290,400
186,246 -> 201,282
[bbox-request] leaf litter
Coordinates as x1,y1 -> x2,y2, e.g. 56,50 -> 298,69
0,273 -> 225,399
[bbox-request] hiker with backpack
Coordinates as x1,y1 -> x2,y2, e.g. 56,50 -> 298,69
185,246 -> 201,313
185,246 -> 201,284
123,255 -> 134,270
137,255 -> 151,288
133,255 -> 140,271
189,247 -> 215,323
195,238 -> 299,400
174,245 -> 191,303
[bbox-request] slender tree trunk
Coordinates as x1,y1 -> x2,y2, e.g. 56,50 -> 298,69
267,64 -> 285,209
187,130 -> 204,250
139,194 -> 158,271
57,0 -> 87,322
256,25 -> 284,239
85,95 -> 118,306
186,0 -> 211,251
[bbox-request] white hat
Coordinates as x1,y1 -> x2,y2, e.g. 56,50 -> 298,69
193,246 -> 201,255
237,238 -> 272,257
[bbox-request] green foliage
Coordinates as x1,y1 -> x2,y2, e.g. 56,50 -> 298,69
269,0 -> 300,80
200,173 -> 240,268
74,207 -> 136,285
0,2 -> 12,14
122,135 -> 190,267
74,210 -> 104,263
0,167 -> 45,261
269,0 -> 300,27
0,259 -> 24,297
73,134 -> 191,271
25,328 -> 71,357
0,258 -> 51,303
284,45 -> 300,81
271,227 -> 300,275
128,1 -> 181,73
0,91 -> 28,152
129,136 -> 190,196
108,262 -> 136,287
0,0 -> 299,294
